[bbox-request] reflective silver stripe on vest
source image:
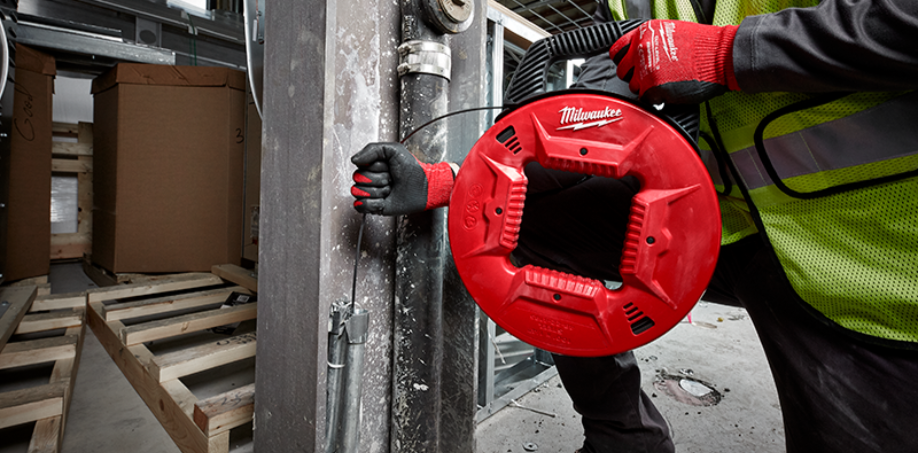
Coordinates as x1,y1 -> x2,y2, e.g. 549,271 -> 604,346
624,0 -> 652,19
697,147 -> 730,187
728,92 -> 918,191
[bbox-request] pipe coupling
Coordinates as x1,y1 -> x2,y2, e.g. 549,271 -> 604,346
344,308 -> 370,344
397,40 -> 450,80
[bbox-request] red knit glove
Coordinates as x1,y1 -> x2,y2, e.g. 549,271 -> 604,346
351,142 -> 456,216
610,20 -> 740,104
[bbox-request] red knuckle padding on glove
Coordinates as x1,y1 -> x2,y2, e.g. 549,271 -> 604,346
351,186 -> 371,197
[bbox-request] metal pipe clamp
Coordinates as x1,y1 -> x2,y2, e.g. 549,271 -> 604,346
397,40 -> 451,80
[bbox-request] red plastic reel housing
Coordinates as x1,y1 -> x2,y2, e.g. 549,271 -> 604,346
448,93 -> 721,357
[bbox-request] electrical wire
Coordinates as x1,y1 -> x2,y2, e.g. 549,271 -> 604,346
346,103 -> 504,318
347,105 -> 504,314
349,213 -> 367,315
399,106 -> 505,144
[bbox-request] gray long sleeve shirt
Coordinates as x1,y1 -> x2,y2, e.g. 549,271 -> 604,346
593,0 -> 918,94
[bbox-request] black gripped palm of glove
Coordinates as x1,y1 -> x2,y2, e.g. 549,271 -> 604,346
350,142 -> 456,216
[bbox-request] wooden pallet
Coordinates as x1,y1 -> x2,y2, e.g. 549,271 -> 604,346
51,121 -> 94,261
85,267 -> 258,453
80,256 -> 204,288
7,275 -> 52,296
0,284 -> 88,452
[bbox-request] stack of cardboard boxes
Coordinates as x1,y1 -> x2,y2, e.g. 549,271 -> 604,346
91,63 -> 247,273
2,45 -> 55,282
2,55 -> 259,281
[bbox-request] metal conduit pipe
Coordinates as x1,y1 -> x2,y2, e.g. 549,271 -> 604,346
325,304 -> 371,453
325,306 -> 347,453
336,308 -> 370,453
392,1 -> 449,451
393,1 -> 471,451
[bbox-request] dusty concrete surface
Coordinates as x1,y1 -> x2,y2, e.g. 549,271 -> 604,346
475,301 -> 785,453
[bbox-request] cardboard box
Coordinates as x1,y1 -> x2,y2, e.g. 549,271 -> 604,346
3,45 -> 55,281
242,87 -> 261,263
91,64 -> 245,273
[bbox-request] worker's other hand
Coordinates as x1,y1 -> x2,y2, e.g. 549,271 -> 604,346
351,142 -> 456,216
610,20 -> 740,104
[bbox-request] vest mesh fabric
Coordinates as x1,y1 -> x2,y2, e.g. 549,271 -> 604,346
759,178 -> 918,341
608,0 -> 918,343
718,196 -> 757,244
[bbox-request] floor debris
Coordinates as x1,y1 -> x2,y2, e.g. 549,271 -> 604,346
510,399 -> 557,418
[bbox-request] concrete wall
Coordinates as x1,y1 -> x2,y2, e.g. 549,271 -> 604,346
257,0 -> 487,452
256,0 -> 400,450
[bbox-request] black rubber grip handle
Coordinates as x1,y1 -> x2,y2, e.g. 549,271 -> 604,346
504,20 -> 646,105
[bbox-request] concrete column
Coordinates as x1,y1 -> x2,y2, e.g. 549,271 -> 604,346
258,0 -> 486,451
256,0 -> 400,451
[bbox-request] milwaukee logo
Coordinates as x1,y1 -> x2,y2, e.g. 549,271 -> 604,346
557,106 -> 623,131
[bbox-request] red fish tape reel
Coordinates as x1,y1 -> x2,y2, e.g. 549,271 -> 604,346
448,92 -> 721,357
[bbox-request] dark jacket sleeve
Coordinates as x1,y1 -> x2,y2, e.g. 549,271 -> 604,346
734,0 -> 918,93
571,2 -> 635,97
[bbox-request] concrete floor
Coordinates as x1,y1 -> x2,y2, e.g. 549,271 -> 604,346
1,264 -> 784,452
475,301 -> 785,453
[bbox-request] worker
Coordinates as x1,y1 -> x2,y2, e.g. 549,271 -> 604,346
350,0 -> 918,452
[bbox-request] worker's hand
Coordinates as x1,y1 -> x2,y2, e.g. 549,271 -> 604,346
610,20 -> 740,104
351,142 -> 456,216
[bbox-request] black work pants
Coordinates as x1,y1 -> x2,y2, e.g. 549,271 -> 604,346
513,169 -> 918,453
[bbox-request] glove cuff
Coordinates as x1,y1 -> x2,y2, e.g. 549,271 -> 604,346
694,24 -> 740,91
421,161 -> 456,210
721,25 -> 740,91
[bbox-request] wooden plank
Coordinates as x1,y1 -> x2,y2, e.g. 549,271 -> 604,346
28,416 -> 62,453
77,158 -> 93,238
31,292 -> 87,312
128,342 -> 156,371
87,273 -> 224,303
9,276 -> 48,285
151,332 -> 256,382
15,309 -> 84,335
51,158 -> 92,173
51,233 -> 92,260
76,123 -> 93,249
86,302 -> 214,453
104,286 -> 249,322
52,122 -> 79,136
211,265 -> 257,293
162,379 -> 198,418
0,286 -> 37,350
0,382 -> 65,429
208,431 -> 230,453
51,142 -> 92,157
0,335 -> 78,370
193,383 -> 255,436
78,122 -> 94,144
121,303 -> 257,346
82,257 -> 118,288
36,284 -> 51,296
54,324 -> 86,444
